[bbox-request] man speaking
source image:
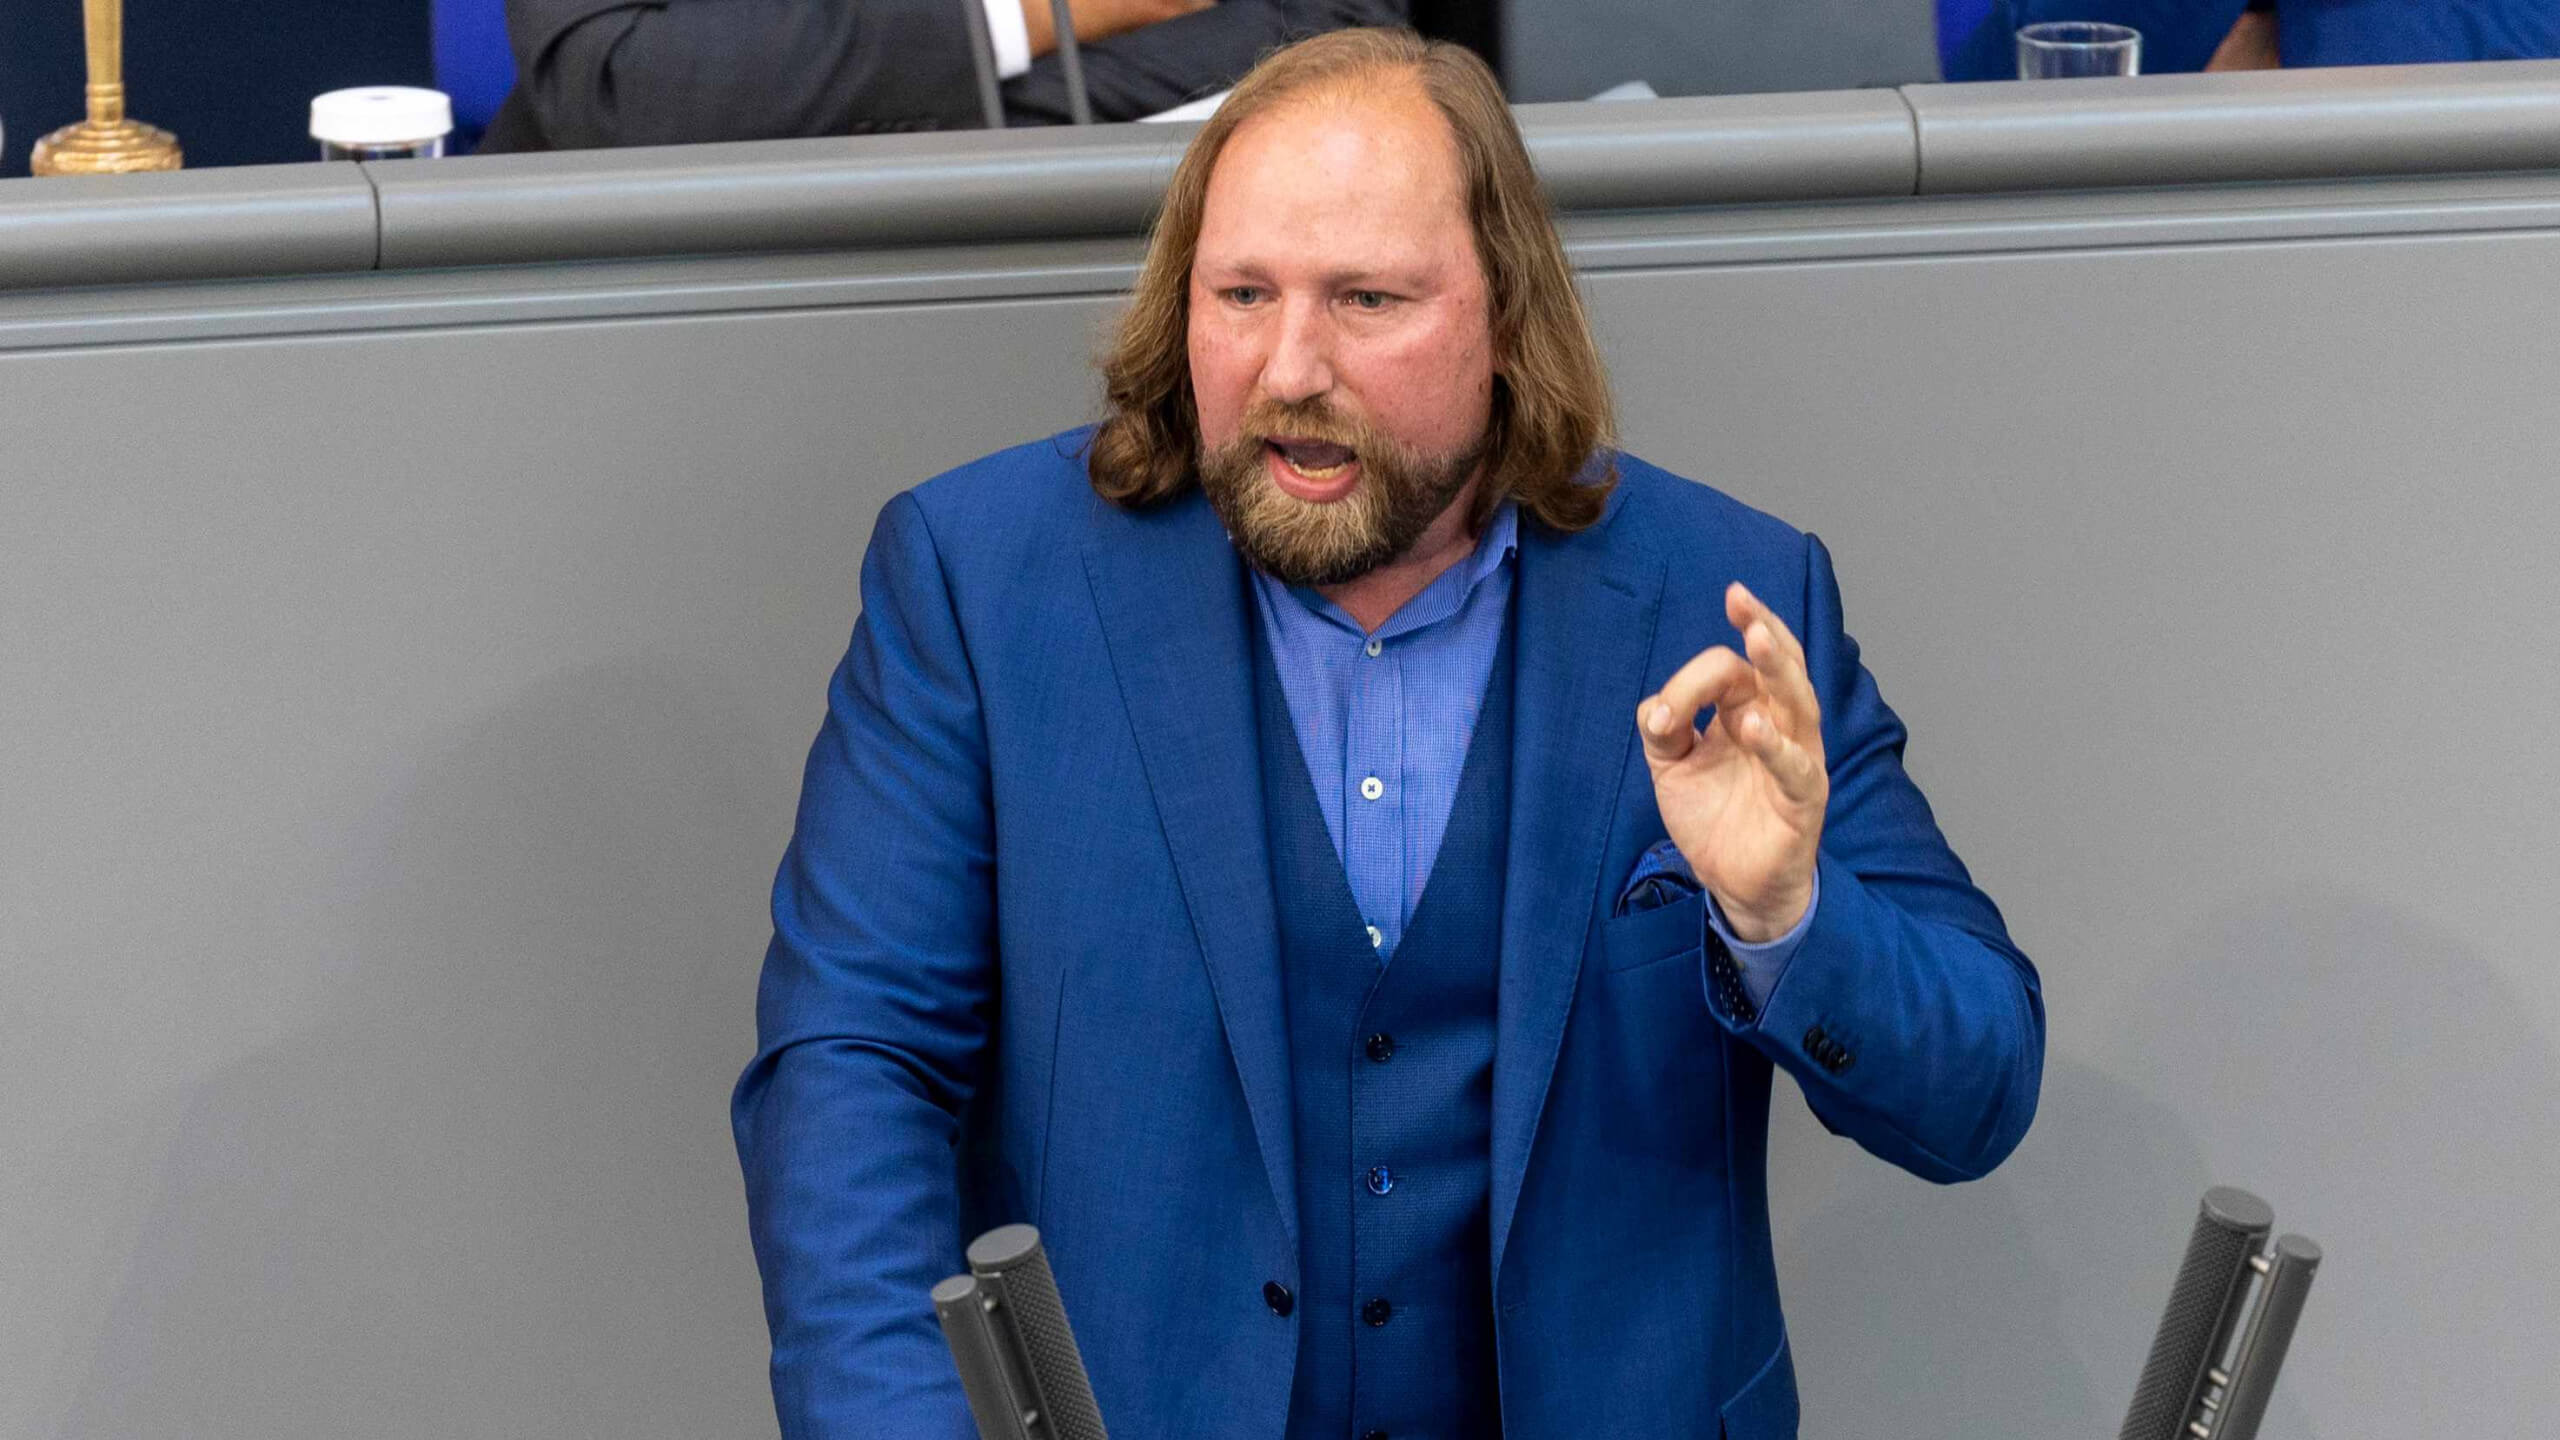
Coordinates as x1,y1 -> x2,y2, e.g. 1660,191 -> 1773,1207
733,28 -> 2045,1439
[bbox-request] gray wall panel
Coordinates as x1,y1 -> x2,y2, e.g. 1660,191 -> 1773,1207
8,157 -> 2560,1440
2,302 -> 1115,1440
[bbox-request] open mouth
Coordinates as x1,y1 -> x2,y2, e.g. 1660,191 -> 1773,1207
1267,436 -> 1356,480
1262,436 -> 1363,503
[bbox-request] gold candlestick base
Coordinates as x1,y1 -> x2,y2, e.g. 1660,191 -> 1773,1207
31,115 -> 184,176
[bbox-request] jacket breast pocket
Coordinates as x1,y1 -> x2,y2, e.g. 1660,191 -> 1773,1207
1599,886 -> 1707,974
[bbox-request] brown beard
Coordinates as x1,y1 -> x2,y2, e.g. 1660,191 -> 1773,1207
1196,397 -> 1485,587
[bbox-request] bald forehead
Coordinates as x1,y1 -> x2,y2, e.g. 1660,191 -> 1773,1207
1220,77 -> 1460,196
1229,68 -> 1448,151
1197,76 -> 1471,272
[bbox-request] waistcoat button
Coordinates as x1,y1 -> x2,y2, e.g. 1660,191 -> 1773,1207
1366,1165 -> 1395,1196
1362,1297 -> 1393,1326
1365,1032 -> 1395,1062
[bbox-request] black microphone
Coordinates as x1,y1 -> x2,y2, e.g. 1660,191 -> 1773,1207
2211,1233 -> 2322,1440
2120,1187 -> 2271,1440
934,1224 -> 1110,1440
2120,1186 -> 2323,1440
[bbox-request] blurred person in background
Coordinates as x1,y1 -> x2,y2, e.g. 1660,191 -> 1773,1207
481,0 -> 1405,150
1941,0 -> 2560,81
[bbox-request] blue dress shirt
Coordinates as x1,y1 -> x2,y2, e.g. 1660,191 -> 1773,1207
1248,502 -> 1811,1005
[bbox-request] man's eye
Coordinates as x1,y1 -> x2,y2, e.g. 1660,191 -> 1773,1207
1226,286 -> 1264,305
1349,291 -> 1391,311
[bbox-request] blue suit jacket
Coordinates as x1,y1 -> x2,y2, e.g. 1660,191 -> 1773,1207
733,432 -> 2046,1439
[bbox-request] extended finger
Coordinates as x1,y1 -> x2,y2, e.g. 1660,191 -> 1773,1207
1742,619 -> 1819,731
1727,699 -> 1824,801
1727,584 -> 1817,731
1725,583 -> 1807,671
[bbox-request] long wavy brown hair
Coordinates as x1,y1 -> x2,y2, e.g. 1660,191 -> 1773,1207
1087,27 -> 1616,533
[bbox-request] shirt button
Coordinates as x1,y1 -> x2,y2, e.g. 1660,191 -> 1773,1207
1364,638 -> 1383,658
1365,1032 -> 1396,1062
1264,1281 -> 1294,1317
1360,776 -> 1384,801
1362,1297 -> 1393,1327
1365,923 -> 1383,949
1366,1165 -> 1395,1196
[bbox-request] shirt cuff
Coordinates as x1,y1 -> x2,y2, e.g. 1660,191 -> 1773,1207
983,0 -> 1033,79
1706,870 -> 1818,1014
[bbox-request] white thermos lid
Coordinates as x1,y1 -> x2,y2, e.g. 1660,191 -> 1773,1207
310,86 -> 454,147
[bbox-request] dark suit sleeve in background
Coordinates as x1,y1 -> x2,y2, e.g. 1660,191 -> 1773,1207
497,0 -> 986,150
1004,0 -> 1409,124
492,0 -> 1410,152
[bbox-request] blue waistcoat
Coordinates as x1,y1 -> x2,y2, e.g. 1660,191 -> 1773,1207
1254,600 -> 1514,1440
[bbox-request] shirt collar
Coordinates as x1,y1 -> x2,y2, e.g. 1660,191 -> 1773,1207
1274,500 -> 1519,642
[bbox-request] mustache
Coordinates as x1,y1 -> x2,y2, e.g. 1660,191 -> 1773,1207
1235,398 -> 1380,452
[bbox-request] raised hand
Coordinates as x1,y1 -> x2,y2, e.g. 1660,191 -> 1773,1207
1635,582 -> 1828,942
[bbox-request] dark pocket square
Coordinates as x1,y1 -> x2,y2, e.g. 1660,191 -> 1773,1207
1616,838 -> 1702,916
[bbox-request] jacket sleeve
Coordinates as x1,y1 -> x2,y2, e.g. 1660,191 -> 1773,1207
507,0 -> 991,149
505,0 -> 1412,148
1703,532 -> 2047,1183
731,492 -> 993,1439
1003,0 -> 1411,123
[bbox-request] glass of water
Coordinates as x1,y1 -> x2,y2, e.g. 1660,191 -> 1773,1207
2017,22 -> 2142,79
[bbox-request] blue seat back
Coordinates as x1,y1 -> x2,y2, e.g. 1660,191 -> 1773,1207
432,0 -> 517,148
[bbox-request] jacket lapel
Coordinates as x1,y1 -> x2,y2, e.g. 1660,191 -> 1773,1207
1081,491 -> 1299,1251
1490,498 -> 1664,1280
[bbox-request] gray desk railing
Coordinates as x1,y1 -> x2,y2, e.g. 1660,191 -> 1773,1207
7,61 -> 2560,291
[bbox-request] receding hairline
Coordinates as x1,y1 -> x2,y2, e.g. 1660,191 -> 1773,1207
1265,58 -> 1433,112
1196,65 -> 1474,265
1211,62 -> 1452,169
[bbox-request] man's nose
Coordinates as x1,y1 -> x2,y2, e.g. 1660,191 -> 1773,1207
1258,298 -> 1335,405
